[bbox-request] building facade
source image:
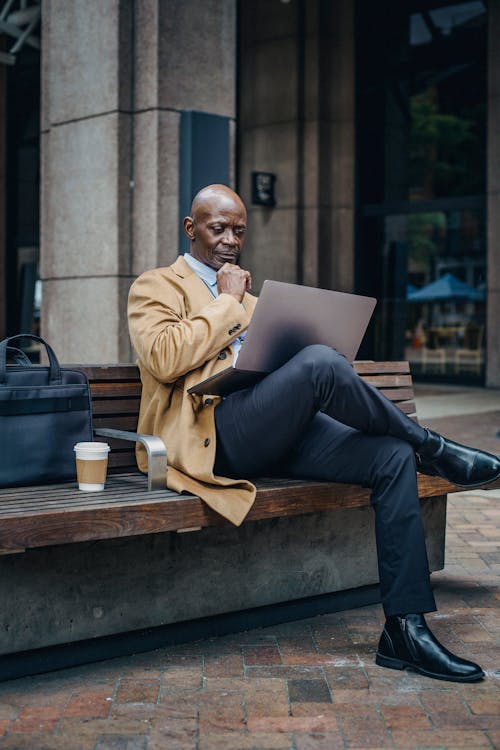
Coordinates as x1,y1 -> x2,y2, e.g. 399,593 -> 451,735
0,0 -> 499,385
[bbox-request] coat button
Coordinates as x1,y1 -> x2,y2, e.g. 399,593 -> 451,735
235,323 -> 241,330
205,398 -> 214,406
228,329 -> 234,335
204,438 -> 210,447
218,351 -> 227,360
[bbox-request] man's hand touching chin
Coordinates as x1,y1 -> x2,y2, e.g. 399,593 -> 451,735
216,263 -> 252,303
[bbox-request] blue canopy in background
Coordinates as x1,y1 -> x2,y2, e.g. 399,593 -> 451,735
407,272 -> 484,302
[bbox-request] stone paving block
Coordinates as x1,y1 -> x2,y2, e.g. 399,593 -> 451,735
244,678 -> 290,718
196,690 -> 245,709
287,678 -> 332,703
0,684 -> 71,708
243,645 -> 282,666
453,624 -> 496,642
294,731 -> 345,749
391,728 -> 492,747
95,736 -> 148,750
148,717 -> 197,747
277,636 -> 319,657
115,678 -> 160,704
283,653 -> 357,666
205,653 -> 245,677
313,633 -> 354,653
339,717 -> 393,748
418,689 -> 471,726
0,732 -> 96,749
9,705 -> 62,734
247,716 -> 340,732
246,666 -> 324,680
324,665 -> 370,690
467,697 -> 500,715
380,704 -> 431,730
110,703 -> 158,720
245,694 -> 290,719
165,651 -> 206,666
198,703 -> 245,733
160,667 -> 203,693
58,717 -> 150,739
292,702 -> 381,720
198,731 -> 293,749
63,691 -> 112,719
201,678 -> 250,697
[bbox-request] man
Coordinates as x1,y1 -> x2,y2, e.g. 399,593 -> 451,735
128,184 -> 500,683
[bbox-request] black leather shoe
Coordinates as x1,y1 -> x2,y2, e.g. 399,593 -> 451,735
376,614 -> 484,682
416,429 -> 500,488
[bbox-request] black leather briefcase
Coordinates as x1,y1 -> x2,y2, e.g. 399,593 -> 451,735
0,334 -> 93,488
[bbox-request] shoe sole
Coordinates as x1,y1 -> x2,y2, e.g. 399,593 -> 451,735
418,466 -> 500,490
375,652 -> 484,683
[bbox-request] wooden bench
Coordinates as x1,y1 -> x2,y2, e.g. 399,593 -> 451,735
0,361 -> 497,680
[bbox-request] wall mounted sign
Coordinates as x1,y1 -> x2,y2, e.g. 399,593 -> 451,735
251,172 -> 276,206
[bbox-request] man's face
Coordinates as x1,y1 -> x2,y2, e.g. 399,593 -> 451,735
184,194 -> 247,270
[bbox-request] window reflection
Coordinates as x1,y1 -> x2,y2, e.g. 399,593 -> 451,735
404,209 -> 486,378
356,0 -> 486,382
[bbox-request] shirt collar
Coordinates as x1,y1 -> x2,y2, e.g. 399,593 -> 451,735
183,253 -> 218,289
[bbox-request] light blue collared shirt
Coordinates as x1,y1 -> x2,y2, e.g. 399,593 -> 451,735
183,253 -> 246,362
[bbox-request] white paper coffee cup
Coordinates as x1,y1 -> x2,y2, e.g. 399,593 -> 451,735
74,441 -> 110,491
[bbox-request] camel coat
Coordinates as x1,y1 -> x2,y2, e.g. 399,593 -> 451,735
127,255 -> 258,525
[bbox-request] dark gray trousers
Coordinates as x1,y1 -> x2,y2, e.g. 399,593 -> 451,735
214,345 -> 437,616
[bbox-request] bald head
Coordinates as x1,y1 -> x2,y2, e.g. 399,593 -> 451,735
184,184 -> 247,270
190,184 -> 246,222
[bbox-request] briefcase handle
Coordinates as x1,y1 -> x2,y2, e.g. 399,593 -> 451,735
0,334 -> 62,385
6,346 -> 32,366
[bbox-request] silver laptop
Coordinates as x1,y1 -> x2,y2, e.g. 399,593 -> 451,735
188,280 -> 376,396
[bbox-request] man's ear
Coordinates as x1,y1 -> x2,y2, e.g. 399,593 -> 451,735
183,216 -> 195,241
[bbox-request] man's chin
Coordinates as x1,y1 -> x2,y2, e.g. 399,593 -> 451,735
213,256 -> 239,268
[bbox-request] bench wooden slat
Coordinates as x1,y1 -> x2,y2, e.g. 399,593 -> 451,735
71,364 -> 140,380
0,471 -> 498,553
353,361 -> 410,374
360,374 -> 413,387
395,400 -> 417,416
378,387 -> 414,402
90,382 -> 142,398
93,415 -> 141,431
91,398 -> 141,415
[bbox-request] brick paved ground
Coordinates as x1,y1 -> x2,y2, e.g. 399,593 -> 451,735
0,413 -> 498,749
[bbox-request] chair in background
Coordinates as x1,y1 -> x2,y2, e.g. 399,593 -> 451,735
421,344 -> 446,374
454,325 -> 485,376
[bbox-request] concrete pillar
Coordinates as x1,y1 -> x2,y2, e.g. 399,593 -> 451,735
40,0 -> 133,363
487,0 -> 500,387
0,59 -> 6,340
132,0 -> 236,277
40,0 -> 236,363
238,0 -> 355,293
316,0 -> 356,292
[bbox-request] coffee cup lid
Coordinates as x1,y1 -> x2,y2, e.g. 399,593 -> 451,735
74,442 -> 110,452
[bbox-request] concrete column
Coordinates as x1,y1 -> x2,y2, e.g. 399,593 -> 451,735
238,0 -> 300,289
132,0 -> 236,276
0,59 -> 6,340
40,0 -> 133,363
316,0 -> 355,292
41,0 -> 236,363
238,0 -> 355,293
487,0 -> 500,387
